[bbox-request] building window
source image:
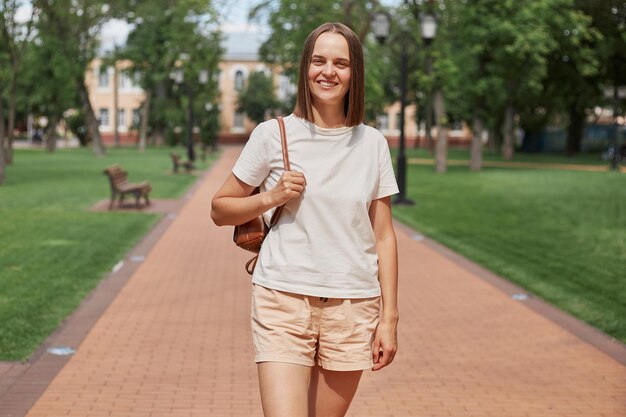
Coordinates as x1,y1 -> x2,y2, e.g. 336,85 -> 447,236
117,109 -> 126,127
234,111 -> 245,128
118,71 -> 131,89
234,70 -> 244,91
99,108 -> 109,127
132,109 -> 141,128
395,112 -> 403,130
98,68 -> 109,88
377,115 -> 389,131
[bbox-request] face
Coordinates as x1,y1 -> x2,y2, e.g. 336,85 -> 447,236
307,32 -> 352,108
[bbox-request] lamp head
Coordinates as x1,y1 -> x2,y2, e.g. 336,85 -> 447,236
371,11 -> 391,44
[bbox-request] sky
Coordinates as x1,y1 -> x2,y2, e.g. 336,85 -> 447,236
18,0 -> 399,51
101,0 -> 265,50
16,0 -> 266,51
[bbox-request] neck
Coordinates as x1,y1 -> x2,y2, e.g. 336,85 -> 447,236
311,101 -> 346,128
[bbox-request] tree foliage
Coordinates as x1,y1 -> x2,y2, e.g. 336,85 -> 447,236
238,71 -> 280,124
30,0 -> 127,156
0,0 -> 36,182
249,0 -> 393,122
120,0 -> 222,148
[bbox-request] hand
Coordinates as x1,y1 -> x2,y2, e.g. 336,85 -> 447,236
270,170 -> 306,206
371,319 -> 398,371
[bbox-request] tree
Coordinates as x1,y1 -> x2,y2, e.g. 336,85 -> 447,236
238,71 -> 280,124
0,0 -> 36,181
32,0 -> 126,157
19,14 -> 80,153
249,0 -> 392,122
0,24 -> 9,184
560,0 -> 626,155
436,0 -> 599,166
120,0 -> 221,150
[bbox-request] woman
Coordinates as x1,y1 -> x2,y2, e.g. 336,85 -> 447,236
211,22 -> 399,417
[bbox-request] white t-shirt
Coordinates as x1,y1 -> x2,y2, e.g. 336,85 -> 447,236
232,114 -> 399,298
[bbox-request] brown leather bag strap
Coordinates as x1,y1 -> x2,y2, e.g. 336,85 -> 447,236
245,255 -> 258,275
277,116 -> 290,171
268,117 -> 289,228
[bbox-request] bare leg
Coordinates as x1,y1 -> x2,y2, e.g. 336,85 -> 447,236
308,365 -> 363,417
257,362 -> 312,417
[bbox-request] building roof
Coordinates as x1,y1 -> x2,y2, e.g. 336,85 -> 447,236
221,31 -> 268,61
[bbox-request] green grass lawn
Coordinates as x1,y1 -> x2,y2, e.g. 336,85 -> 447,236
398,147 -> 609,165
0,146 -> 217,361
393,163 -> 626,343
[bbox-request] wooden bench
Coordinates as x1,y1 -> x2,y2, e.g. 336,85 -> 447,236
170,152 -> 194,173
103,164 -> 152,209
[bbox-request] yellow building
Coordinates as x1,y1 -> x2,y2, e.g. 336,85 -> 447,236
86,28 -> 469,146
86,59 -> 144,145
86,29 -> 294,145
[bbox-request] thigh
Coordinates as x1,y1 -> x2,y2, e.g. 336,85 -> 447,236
251,284 -> 317,367
317,297 -> 380,371
257,362 -> 312,417
308,365 -> 363,417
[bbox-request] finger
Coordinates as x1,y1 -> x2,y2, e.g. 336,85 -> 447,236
284,183 -> 304,192
285,174 -> 306,184
286,172 -> 306,183
372,350 -> 385,371
372,340 -> 381,364
378,348 -> 391,368
384,349 -> 396,365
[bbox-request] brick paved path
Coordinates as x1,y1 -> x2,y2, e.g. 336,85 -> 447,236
5,146 -> 626,416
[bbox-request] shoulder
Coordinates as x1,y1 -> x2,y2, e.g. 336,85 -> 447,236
356,124 -> 390,147
248,119 -> 283,148
252,118 -> 281,136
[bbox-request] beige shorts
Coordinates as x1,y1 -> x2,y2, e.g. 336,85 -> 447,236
251,284 -> 380,371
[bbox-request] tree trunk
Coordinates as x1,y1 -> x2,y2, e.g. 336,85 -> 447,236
487,128 -> 496,152
6,81 -> 17,165
0,98 -> 5,185
113,64 -> 119,147
470,116 -> 483,171
44,115 -> 59,153
433,88 -> 448,173
566,105 -> 584,156
413,103 -> 421,149
425,55 -> 434,153
78,78 -> 106,156
138,90 -> 151,152
502,102 -> 515,160
152,80 -> 168,146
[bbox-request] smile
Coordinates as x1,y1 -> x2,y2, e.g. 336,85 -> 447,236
317,80 -> 338,87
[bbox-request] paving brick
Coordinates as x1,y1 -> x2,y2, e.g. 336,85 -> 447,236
0,146 -> 621,417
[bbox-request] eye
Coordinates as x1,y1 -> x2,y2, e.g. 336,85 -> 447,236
312,57 -> 324,65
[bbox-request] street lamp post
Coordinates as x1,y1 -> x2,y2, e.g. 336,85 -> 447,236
371,11 -> 414,206
420,11 -> 437,153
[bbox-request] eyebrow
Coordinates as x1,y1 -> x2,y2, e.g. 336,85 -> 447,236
311,54 -> 350,63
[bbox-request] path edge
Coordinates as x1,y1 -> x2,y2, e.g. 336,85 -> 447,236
393,220 -> 626,367
0,158 -> 221,417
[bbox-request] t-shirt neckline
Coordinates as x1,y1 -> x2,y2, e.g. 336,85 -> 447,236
291,115 -> 354,137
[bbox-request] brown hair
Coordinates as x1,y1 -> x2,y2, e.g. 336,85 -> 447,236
293,22 -> 364,127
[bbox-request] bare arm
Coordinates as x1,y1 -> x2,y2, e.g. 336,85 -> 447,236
211,171 -> 306,226
368,196 -> 399,371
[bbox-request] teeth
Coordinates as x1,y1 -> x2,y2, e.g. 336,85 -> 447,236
319,81 -> 336,87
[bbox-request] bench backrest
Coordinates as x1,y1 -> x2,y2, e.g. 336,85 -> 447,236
103,165 -> 129,191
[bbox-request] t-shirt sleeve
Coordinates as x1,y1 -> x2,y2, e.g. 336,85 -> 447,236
374,136 -> 399,200
232,123 -> 270,187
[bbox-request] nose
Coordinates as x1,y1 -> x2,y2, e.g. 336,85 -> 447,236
322,62 -> 335,76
